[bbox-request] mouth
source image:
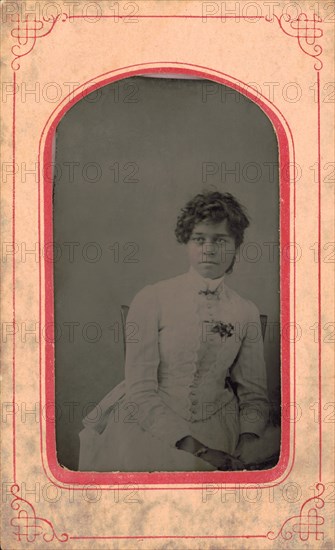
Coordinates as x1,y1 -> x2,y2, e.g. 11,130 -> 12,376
200,261 -> 218,265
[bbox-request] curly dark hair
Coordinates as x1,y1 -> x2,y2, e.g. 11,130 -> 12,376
175,191 -> 250,248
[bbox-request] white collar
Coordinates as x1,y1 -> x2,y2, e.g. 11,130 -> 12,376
187,266 -> 225,293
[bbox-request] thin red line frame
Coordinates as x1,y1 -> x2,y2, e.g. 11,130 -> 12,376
42,63 -> 294,487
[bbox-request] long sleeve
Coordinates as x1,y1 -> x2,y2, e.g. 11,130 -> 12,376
230,300 -> 270,436
125,285 -> 191,447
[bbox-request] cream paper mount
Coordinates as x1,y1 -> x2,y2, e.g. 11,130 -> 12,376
1,0 -> 334,548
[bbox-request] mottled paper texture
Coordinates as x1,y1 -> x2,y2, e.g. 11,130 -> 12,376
1,0 -> 334,548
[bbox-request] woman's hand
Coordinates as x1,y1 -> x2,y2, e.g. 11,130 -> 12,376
233,433 -> 260,464
202,448 -> 245,471
176,436 -> 245,470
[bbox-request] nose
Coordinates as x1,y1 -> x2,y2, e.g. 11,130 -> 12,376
202,241 -> 218,256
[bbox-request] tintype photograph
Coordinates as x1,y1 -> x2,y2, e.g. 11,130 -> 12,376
2,0 -> 334,547
53,76 -> 281,473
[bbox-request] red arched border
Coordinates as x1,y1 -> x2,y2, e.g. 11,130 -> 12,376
42,64 -> 293,487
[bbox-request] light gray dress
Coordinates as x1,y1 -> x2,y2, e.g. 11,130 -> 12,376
79,267 -> 270,471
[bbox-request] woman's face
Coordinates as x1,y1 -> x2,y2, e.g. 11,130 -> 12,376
186,219 -> 236,279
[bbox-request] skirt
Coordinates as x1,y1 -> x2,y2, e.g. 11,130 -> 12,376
78,381 -> 241,472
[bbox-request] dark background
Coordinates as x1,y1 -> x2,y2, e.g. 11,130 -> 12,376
53,76 -> 280,470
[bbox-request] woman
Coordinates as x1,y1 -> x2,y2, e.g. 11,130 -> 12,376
79,191 -> 278,472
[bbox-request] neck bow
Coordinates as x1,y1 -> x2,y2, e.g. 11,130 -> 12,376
198,288 -> 220,296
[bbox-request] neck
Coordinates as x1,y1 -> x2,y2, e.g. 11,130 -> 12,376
189,266 -> 225,281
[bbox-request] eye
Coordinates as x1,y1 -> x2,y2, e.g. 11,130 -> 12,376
191,236 -> 205,244
215,238 -> 227,245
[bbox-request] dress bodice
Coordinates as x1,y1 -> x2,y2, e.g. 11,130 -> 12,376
156,271 -> 245,421
124,268 -> 269,446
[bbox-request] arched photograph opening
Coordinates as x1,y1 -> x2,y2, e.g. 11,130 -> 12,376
50,74 -> 283,475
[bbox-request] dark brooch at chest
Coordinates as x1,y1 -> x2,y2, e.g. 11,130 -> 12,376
205,321 -> 235,338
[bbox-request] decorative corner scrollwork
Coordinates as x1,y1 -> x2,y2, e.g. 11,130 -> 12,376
11,13 -> 68,71
10,484 -> 69,543
10,9 -> 323,72
266,12 -> 323,70
267,483 -> 325,541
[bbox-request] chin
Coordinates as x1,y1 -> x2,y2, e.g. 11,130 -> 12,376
198,264 -> 223,278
